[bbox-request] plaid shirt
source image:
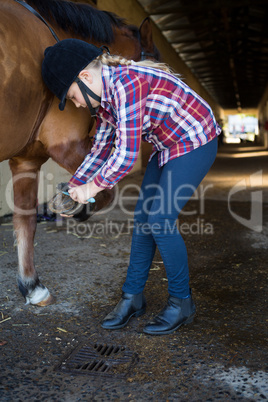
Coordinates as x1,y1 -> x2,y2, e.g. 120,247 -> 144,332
69,64 -> 221,189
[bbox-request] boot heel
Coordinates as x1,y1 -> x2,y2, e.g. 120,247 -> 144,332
184,314 -> 195,325
134,308 -> 146,317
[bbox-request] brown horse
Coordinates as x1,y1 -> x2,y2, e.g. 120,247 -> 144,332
0,0 -> 158,306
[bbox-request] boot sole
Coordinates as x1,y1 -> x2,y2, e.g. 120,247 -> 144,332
143,313 -> 195,336
101,308 -> 146,330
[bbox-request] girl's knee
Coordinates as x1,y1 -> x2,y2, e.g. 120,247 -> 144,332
147,215 -> 178,237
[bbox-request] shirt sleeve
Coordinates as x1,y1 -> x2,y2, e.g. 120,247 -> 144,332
93,74 -> 150,189
68,116 -> 115,187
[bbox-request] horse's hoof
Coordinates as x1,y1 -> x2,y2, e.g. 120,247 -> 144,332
35,294 -> 56,306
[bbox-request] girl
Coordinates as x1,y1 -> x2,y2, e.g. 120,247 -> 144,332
42,39 -> 221,335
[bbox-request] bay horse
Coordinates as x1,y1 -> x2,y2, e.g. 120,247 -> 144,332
0,0 -> 159,306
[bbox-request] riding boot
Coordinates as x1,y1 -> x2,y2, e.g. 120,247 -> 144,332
143,292 -> 196,335
101,292 -> 146,329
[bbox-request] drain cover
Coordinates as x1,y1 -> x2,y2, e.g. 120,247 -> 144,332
55,341 -> 138,378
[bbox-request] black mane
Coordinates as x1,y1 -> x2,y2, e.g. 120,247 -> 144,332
25,0 -> 131,43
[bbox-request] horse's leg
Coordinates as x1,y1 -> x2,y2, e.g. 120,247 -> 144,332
9,155 -> 55,306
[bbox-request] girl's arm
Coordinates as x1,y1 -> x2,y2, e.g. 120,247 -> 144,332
68,116 -> 115,187
68,74 -> 150,204
93,75 -> 150,189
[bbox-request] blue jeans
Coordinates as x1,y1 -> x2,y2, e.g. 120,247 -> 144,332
122,138 -> 218,298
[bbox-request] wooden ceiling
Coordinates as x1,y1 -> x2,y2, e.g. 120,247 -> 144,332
137,0 -> 268,110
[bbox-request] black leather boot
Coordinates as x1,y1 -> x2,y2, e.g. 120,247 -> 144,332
101,292 -> 146,329
143,293 -> 196,335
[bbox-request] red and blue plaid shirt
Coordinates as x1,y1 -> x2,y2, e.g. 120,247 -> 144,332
69,64 -> 221,189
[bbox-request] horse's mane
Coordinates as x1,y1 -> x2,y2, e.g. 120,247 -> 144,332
25,0 -> 138,44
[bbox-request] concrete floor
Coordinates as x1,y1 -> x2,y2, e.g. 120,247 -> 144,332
0,142 -> 267,401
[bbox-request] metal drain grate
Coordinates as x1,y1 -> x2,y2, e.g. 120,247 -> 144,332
55,342 -> 138,378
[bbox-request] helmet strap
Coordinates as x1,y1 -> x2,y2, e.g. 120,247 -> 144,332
74,77 -> 101,116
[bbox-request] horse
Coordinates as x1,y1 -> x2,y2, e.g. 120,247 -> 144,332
0,0 -> 159,306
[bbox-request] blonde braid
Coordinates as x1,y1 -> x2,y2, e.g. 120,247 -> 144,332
95,53 -> 180,78
98,53 -> 132,67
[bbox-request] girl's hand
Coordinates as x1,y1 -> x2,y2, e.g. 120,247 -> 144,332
68,181 -> 101,204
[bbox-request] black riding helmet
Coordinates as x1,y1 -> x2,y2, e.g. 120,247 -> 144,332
42,39 -> 103,115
